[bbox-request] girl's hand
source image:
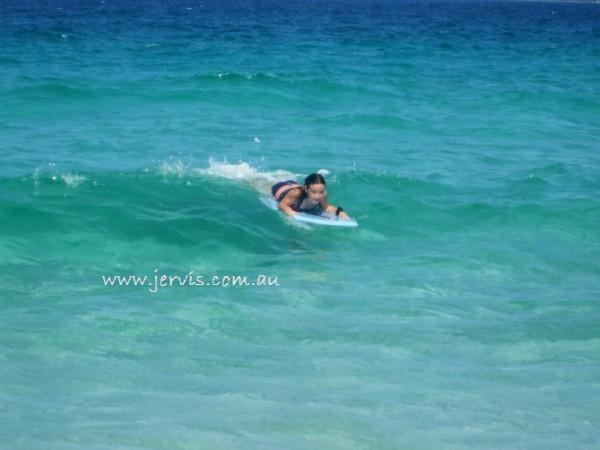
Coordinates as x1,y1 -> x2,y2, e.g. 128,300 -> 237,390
338,211 -> 350,220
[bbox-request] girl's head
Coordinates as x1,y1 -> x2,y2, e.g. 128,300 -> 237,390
304,173 -> 327,202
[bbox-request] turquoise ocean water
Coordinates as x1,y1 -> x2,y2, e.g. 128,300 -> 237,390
2,0 -> 600,448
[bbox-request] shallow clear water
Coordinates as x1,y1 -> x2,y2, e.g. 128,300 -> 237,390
1,1 -> 600,448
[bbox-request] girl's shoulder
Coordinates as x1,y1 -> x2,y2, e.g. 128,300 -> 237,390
283,186 -> 303,199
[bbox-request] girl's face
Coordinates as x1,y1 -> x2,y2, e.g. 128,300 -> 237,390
305,183 -> 326,202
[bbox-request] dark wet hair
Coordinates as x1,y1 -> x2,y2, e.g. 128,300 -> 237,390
304,173 -> 326,187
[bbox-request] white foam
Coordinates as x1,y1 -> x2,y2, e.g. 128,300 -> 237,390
158,160 -> 187,177
158,158 -> 330,197
195,158 -> 296,193
61,173 -> 86,187
32,168 -> 40,182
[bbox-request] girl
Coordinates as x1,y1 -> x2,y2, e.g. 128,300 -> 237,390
271,173 -> 350,220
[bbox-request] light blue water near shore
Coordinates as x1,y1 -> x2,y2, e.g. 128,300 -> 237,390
1,0 -> 600,448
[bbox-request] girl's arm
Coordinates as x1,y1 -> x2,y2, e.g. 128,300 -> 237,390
323,199 -> 350,220
278,189 -> 301,216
